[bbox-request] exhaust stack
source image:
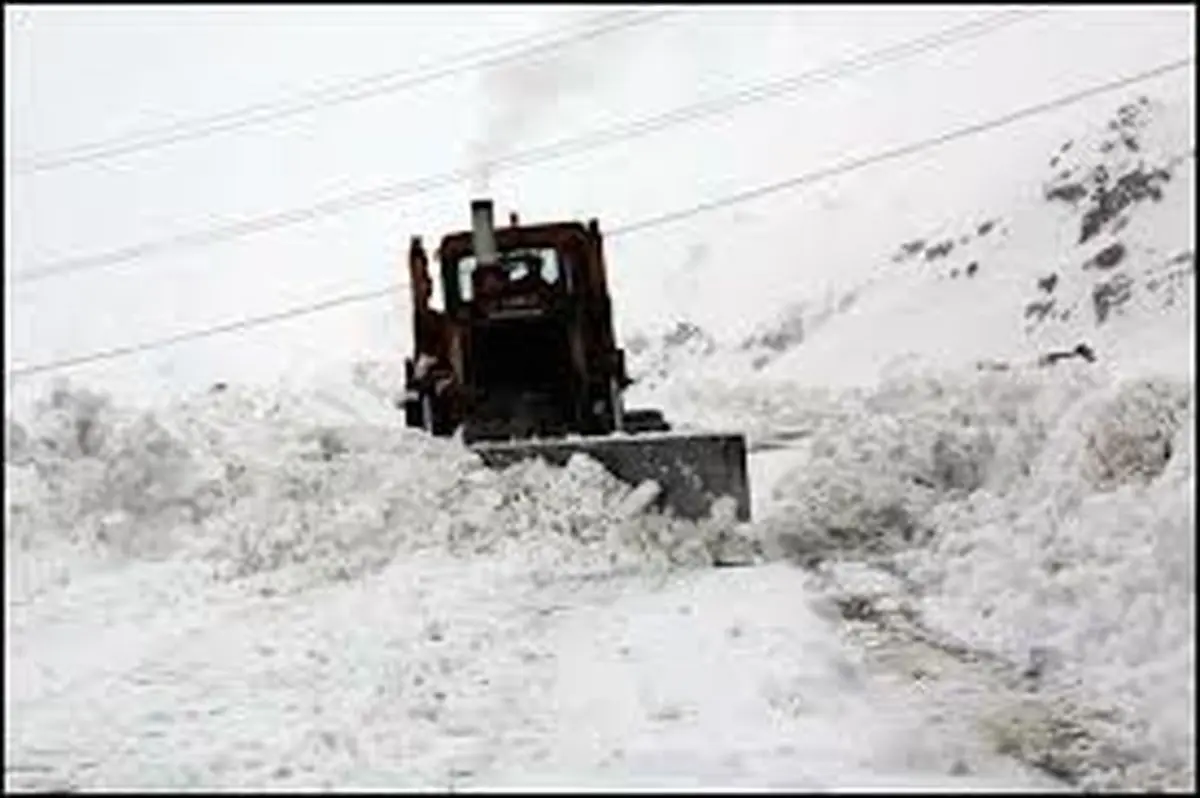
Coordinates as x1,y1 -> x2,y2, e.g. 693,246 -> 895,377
470,199 -> 498,267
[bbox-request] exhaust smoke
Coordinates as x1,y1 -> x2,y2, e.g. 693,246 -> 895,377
467,10 -> 664,194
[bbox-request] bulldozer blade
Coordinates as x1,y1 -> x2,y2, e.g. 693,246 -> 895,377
470,431 -> 751,522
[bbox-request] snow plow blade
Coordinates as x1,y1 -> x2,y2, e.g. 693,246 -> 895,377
471,431 -> 751,522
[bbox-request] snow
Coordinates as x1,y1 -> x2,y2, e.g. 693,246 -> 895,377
6,92 -> 1194,790
5,374 -> 1063,791
481,565 -> 1056,791
620,93 -> 1195,791
744,366 -> 1194,791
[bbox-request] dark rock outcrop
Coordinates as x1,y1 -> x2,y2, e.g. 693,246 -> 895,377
1092,274 -> 1133,324
1083,242 -> 1127,270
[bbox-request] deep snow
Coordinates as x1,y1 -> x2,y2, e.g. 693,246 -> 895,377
6,91 -> 1194,791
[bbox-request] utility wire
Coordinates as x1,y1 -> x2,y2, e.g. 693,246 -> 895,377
10,8 -> 683,175
8,287 -> 399,380
12,7 -> 1047,287
605,57 -> 1195,237
8,55 -> 1191,382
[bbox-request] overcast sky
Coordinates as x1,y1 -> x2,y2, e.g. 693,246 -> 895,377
4,4 -> 1194,410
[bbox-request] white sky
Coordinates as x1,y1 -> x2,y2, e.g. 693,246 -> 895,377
4,4 -> 1195,408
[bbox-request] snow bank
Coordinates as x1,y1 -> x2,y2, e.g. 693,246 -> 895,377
5,376 -> 749,604
755,365 -> 1194,791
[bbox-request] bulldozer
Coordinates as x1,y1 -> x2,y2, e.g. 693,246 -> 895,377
401,199 -> 751,522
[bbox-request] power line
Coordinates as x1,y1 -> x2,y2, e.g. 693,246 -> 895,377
8,55 -> 1191,382
10,8 -> 683,175
605,57 -> 1195,237
8,286 -> 401,380
12,7 -> 1047,287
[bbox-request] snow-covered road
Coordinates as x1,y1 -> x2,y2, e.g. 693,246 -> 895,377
5,547 -> 1058,791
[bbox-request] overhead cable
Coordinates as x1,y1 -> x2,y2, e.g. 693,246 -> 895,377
10,8 -> 683,175
12,7 -> 1048,286
10,55 -> 1190,380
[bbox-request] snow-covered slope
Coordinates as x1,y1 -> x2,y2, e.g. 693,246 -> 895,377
626,94 -> 1193,414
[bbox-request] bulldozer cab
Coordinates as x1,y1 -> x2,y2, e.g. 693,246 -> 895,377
453,247 -> 563,304
437,205 -> 599,316
446,246 -> 568,316
418,200 -> 629,443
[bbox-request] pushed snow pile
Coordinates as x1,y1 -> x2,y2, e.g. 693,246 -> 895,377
757,365 -> 1103,562
910,378 -> 1195,791
5,378 -> 746,602
757,365 -> 1195,791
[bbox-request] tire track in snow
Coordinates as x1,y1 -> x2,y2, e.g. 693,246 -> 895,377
478,564 -> 1059,790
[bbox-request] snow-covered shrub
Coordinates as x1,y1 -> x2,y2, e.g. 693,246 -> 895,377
1077,377 -> 1190,491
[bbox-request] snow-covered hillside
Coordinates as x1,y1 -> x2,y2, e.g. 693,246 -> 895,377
625,95 -> 1193,412
5,93 -> 1193,791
